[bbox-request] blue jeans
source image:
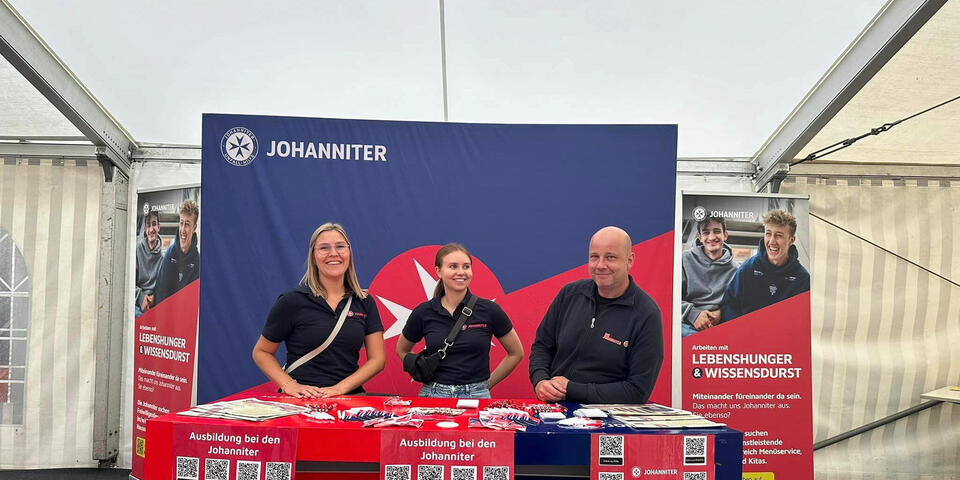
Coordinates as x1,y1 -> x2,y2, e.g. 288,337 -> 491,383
681,322 -> 699,337
419,380 -> 490,399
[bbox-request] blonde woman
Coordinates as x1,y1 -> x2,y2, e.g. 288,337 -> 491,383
253,223 -> 385,398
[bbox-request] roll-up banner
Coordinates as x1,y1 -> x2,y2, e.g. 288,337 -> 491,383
678,192 -> 812,479
199,115 -> 677,403
131,186 -> 201,480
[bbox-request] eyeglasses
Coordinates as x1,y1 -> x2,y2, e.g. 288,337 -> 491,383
314,243 -> 350,255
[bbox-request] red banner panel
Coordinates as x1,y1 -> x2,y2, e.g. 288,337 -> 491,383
591,433 -> 715,480
682,293 -> 813,479
132,281 -> 199,478
171,422 -> 297,480
380,429 -> 514,480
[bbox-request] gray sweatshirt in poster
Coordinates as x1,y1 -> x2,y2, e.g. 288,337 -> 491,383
681,243 -> 738,326
135,232 -> 164,309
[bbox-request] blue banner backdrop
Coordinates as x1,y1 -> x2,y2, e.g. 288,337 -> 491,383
199,115 -> 677,402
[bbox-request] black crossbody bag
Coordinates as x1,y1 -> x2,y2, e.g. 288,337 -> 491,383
402,294 -> 478,383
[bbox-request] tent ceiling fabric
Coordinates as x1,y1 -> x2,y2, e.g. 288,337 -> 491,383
0,54 -> 80,138
798,0 -> 960,166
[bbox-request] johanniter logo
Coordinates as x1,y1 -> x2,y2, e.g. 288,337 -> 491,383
221,127 -> 258,166
692,206 -> 707,221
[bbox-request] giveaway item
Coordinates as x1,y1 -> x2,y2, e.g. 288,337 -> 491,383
574,408 -> 608,418
339,408 -> 394,422
363,414 -> 424,428
301,411 -> 336,421
408,407 -> 466,417
556,417 -> 603,429
539,412 -> 566,421
402,294 -> 478,382
523,403 -> 567,415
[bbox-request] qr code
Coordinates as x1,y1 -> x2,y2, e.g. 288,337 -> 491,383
204,458 -> 229,480
684,435 -> 707,465
452,465 -> 477,480
176,456 -> 199,480
265,461 -> 292,480
684,472 -> 707,480
482,465 -> 509,480
599,435 -> 624,456
236,460 -> 261,480
417,464 -> 443,480
385,464 -> 411,480
598,435 -> 624,466
135,437 -> 146,458
599,472 -> 624,480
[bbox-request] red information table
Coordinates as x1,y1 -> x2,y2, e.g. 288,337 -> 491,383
144,383 -> 743,479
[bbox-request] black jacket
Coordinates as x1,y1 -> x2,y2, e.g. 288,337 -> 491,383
529,277 -> 663,404
720,239 -> 810,322
155,231 -> 200,304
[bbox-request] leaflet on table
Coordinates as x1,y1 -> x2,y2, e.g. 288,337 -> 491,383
177,398 -> 308,421
581,403 -> 724,429
617,418 -> 725,429
581,403 -> 691,416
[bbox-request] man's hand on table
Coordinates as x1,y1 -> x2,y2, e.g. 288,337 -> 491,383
535,376 -> 569,402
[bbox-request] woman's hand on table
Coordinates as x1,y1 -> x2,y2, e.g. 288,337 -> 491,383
282,380 -> 323,398
316,385 -> 346,398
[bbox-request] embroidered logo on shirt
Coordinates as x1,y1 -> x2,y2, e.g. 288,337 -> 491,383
602,332 -> 627,347
346,311 -> 367,319
461,323 -> 488,330
769,284 -> 778,296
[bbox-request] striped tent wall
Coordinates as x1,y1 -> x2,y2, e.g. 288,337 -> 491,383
781,176 -> 960,480
0,158 -> 103,468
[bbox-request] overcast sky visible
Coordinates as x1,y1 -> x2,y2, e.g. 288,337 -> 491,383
9,0 -> 888,157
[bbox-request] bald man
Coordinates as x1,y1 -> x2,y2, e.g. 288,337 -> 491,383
529,227 -> 664,404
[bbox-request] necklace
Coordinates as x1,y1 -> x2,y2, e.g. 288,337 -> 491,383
441,298 -> 458,315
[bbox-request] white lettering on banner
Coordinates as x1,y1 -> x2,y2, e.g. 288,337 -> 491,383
710,210 -> 755,220
266,140 -> 388,161
138,333 -> 188,349
691,353 -> 793,364
138,344 -> 191,363
420,451 -> 476,461
189,432 -> 242,444
690,352 -> 802,379
702,368 -> 802,379
207,445 -> 259,456
399,438 -> 456,449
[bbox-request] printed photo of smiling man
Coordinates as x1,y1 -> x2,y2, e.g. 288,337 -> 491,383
719,209 -> 810,323
155,199 -> 201,305
680,215 -> 739,337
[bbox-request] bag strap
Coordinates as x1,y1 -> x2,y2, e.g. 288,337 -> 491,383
436,294 -> 477,359
284,295 -> 353,374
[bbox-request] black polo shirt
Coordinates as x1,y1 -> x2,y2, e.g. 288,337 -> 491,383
262,285 -> 383,389
402,293 -> 513,385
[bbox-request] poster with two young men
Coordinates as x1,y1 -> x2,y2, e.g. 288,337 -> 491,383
130,186 -> 201,479
679,192 -> 813,480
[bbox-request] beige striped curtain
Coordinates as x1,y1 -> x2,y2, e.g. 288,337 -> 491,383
781,176 -> 960,480
0,158 -> 103,468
